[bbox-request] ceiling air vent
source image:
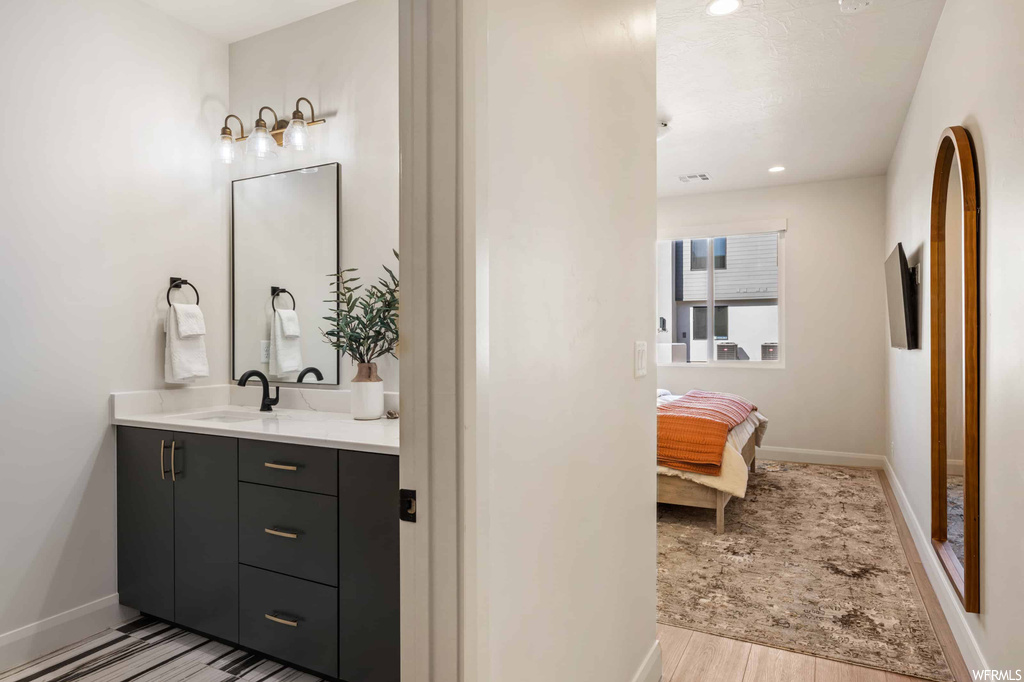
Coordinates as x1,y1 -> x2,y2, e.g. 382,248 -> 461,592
678,173 -> 711,183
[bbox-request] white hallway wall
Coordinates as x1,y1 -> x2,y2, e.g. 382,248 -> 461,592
657,176 -> 888,458
228,0 -> 400,392
479,0 -> 659,679
0,0 -> 229,668
885,0 -> 1024,669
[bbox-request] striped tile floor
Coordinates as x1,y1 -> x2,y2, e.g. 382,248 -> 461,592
0,617 -> 324,682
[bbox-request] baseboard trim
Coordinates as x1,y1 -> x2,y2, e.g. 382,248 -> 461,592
947,459 -> 964,476
0,594 -> 134,674
882,460 -> 988,673
758,446 -> 886,469
630,639 -> 663,682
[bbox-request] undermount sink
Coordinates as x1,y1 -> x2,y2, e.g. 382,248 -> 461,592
179,410 -> 277,423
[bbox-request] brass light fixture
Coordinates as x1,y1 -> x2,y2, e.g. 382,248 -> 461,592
216,98 -> 327,163
247,106 -> 280,159
282,97 -> 325,150
216,115 -> 245,164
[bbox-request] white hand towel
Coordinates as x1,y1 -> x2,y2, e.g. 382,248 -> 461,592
172,303 -> 206,338
277,309 -> 301,338
269,310 -> 302,378
165,307 -> 210,383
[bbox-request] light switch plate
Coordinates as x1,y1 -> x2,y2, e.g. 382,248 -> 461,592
635,341 -> 648,378
260,340 -> 270,363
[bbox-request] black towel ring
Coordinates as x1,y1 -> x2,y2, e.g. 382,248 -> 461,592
271,286 -> 296,312
167,277 -> 200,306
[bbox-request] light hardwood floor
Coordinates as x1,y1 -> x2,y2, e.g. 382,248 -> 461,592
657,468 -> 971,682
659,624 -> 929,682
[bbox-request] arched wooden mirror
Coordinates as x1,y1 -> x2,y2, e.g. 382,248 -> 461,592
930,125 -> 980,613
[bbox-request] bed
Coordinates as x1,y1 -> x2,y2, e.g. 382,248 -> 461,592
657,391 -> 768,533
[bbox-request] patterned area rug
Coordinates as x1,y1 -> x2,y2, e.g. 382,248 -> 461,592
657,461 -> 954,682
0,616 -> 324,681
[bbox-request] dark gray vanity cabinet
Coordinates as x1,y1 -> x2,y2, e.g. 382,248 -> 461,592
338,450 -> 400,682
171,433 -> 239,642
116,427 -> 239,643
117,427 -> 175,622
117,427 -> 399,682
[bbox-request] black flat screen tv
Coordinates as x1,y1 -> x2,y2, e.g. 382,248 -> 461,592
885,242 -> 918,350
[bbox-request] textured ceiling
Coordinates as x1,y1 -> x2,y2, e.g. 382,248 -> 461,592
139,0 -> 358,43
657,0 -> 945,196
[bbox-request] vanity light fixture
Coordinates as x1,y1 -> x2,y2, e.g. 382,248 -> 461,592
216,98 -> 328,163
283,97 -> 325,151
216,115 -> 245,164
246,106 -> 280,159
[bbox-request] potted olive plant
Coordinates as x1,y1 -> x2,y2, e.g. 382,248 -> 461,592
321,252 -> 399,420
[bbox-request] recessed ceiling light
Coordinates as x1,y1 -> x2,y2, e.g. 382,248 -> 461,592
706,0 -> 741,16
768,166 -> 786,173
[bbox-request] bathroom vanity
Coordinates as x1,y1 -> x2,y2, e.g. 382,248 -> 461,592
112,390 -> 400,682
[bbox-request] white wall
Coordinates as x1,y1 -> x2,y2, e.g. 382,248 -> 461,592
658,176 -> 888,457
479,0 -> 659,679
885,0 -> 1024,669
0,0 -> 228,667
228,0 -> 400,392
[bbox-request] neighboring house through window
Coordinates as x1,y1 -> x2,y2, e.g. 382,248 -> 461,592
655,229 -> 783,364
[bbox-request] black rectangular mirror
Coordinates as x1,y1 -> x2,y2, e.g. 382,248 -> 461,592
231,163 -> 340,385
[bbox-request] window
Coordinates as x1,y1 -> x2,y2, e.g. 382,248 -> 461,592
656,231 -> 782,365
692,306 -> 728,340
713,237 -> 727,269
690,237 -> 727,271
690,239 -> 707,271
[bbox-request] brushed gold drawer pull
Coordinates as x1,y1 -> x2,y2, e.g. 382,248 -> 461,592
159,440 -> 166,480
264,462 -> 299,471
265,613 -> 299,627
264,527 -> 299,539
170,441 -> 177,482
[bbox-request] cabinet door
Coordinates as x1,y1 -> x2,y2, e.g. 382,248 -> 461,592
117,426 -> 174,621
172,432 -> 239,642
338,450 -> 400,682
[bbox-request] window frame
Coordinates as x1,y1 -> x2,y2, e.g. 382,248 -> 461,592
657,219 -> 786,369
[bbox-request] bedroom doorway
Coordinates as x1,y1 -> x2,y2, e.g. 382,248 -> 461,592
652,1 -> 969,680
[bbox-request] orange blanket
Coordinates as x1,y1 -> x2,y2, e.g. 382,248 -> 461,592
657,390 -> 756,476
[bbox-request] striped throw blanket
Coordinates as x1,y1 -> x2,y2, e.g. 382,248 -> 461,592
657,390 -> 756,476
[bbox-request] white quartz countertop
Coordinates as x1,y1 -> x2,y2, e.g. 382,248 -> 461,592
111,386 -> 399,455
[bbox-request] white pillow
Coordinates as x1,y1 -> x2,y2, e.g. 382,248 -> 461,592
657,389 -> 671,397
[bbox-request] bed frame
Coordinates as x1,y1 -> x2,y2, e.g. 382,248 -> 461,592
657,432 -> 757,534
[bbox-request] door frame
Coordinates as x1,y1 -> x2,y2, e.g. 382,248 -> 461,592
398,0 -> 464,678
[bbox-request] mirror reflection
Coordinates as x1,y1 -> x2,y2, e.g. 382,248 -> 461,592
232,163 -> 340,384
944,158 -> 966,570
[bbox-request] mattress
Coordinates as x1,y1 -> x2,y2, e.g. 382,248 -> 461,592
656,393 -> 768,499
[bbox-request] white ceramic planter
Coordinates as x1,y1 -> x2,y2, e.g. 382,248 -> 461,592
351,362 -> 385,420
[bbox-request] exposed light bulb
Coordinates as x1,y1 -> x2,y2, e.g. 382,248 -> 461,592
215,133 -> 235,164
706,0 -> 741,16
283,117 -> 309,150
246,125 -> 277,159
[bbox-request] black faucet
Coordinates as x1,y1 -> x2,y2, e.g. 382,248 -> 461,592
297,366 -> 324,383
237,370 -> 280,412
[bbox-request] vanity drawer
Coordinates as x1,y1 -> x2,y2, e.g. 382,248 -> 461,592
239,565 -> 338,679
239,483 -> 338,586
238,440 -> 338,496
